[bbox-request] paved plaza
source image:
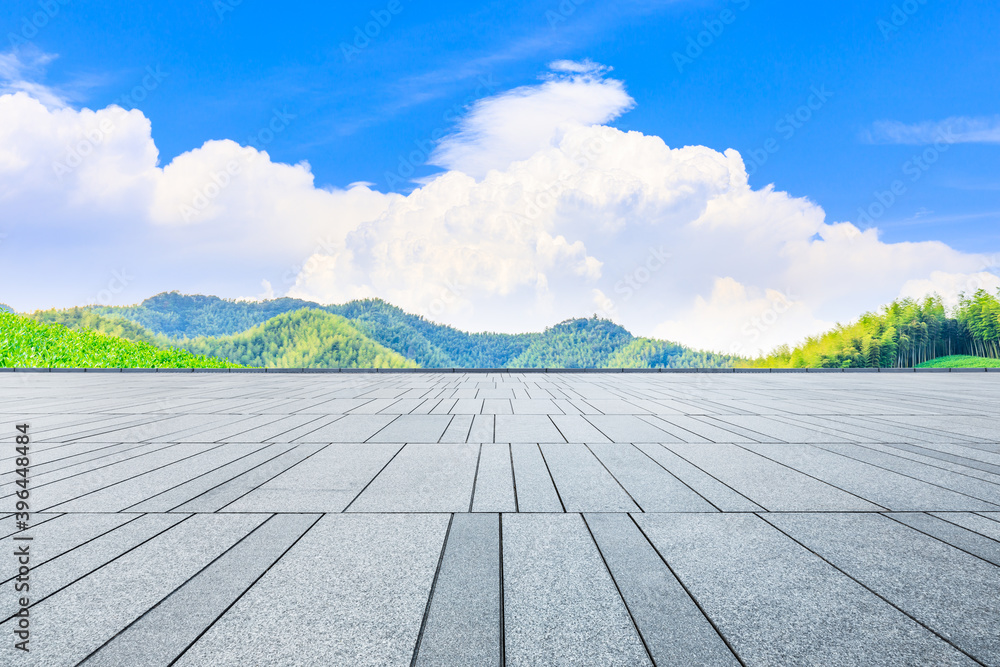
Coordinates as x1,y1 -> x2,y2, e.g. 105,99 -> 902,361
2,371 -> 999,665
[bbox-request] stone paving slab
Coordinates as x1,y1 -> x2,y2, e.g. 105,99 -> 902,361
2,372 -> 998,665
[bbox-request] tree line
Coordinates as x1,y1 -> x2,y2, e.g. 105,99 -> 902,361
742,290 -> 1000,368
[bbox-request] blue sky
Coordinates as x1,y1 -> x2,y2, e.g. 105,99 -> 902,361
1,0 -> 998,349
10,0 -> 998,249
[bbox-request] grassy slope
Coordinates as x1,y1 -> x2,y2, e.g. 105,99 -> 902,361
178,309 -> 418,369
0,313 -> 242,368
915,355 -> 1000,368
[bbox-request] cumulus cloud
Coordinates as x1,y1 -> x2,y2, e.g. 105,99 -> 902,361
2,56 -> 997,353
429,60 -> 634,178
868,115 -> 1000,145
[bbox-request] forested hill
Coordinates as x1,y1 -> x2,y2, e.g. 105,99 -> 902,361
79,291 -> 735,369
740,290 -> 1000,368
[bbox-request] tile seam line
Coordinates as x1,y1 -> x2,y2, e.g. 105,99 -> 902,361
508,445 -> 519,513
691,415 -> 776,443
638,415 -> 725,444
0,512 -> 65,540
236,413 -> 330,442
498,513 -> 506,667
843,443 -> 1000,487
929,512 -> 1000,542
627,514 -> 747,667
810,444 -> 1000,509
57,414 -> 180,442
0,513 -> 147,587
213,443 -> 333,513
118,443 -> 278,512
74,512 -> 287,666
0,513 -> 198,625
581,513 -> 657,667
536,444 -> 567,513
657,444 -> 767,512
468,444 -> 483,513
341,443 -> 407,512
161,444 -> 299,512
881,513 -> 1000,567
757,514 -> 989,667
630,443 -> 723,513
284,414 -> 347,442
732,444 -> 891,512
0,439 -> 137,472
32,443 -> 223,512
409,512 -> 455,667
545,414 -> 570,444
583,444 -> 645,513
971,512 -> 1000,525
850,414 -> 984,444
879,442 -> 1000,476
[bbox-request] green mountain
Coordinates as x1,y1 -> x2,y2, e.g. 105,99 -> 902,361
74,291 -> 736,369
741,289 -> 1000,368
178,309 -> 417,369
1,311 -> 241,369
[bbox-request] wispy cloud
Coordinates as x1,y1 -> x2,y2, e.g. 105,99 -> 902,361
867,115 -> 1000,145
0,48 -> 66,108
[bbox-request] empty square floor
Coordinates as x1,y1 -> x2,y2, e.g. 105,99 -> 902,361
2,371 -> 1000,665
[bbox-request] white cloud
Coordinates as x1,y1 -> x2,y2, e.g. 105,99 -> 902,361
0,49 -> 66,108
898,270 -> 1000,309
868,115 -> 1000,145
1,56 -> 997,355
429,61 -> 635,178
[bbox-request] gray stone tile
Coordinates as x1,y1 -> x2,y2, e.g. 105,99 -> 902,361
482,398 -> 513,414
502,514 -> 652,666
348,444 -> 479,512
224,444 -> 401,512
0,514 -> 135,586
82,514 -> 320,667
468,414 -> 495,443
818,443 -> 1000,505
667,444 -> 883,511
415,514 -> 501,667
171,445 -> 324,512
45,444 -> 259,512
549,414 -> 612,442
174,514 -> 449,667
173,415 -> 287,442
294,414 -> 396,443
588,443 -> 717,512
366,415 -> 454,443
585,514 -> 739,666
765,513 -> 1000,665
936,512 -> 1000,541
472,444 -> 516,512
888,512 -> 1000,566
494,415 -> 565,443
636,513 -> 976,667
510,443 -> 563,512
0,514 -> 265,666
744,444 -> 999,511
632,443 -> 764,511
583,415 -> 674,442
539,444 -> 639,512
439,414 -> 473,442
651,415 -> 757,443
125,444 -> 289,512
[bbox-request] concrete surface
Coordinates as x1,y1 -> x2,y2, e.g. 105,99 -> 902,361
2,371 -> 999,665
